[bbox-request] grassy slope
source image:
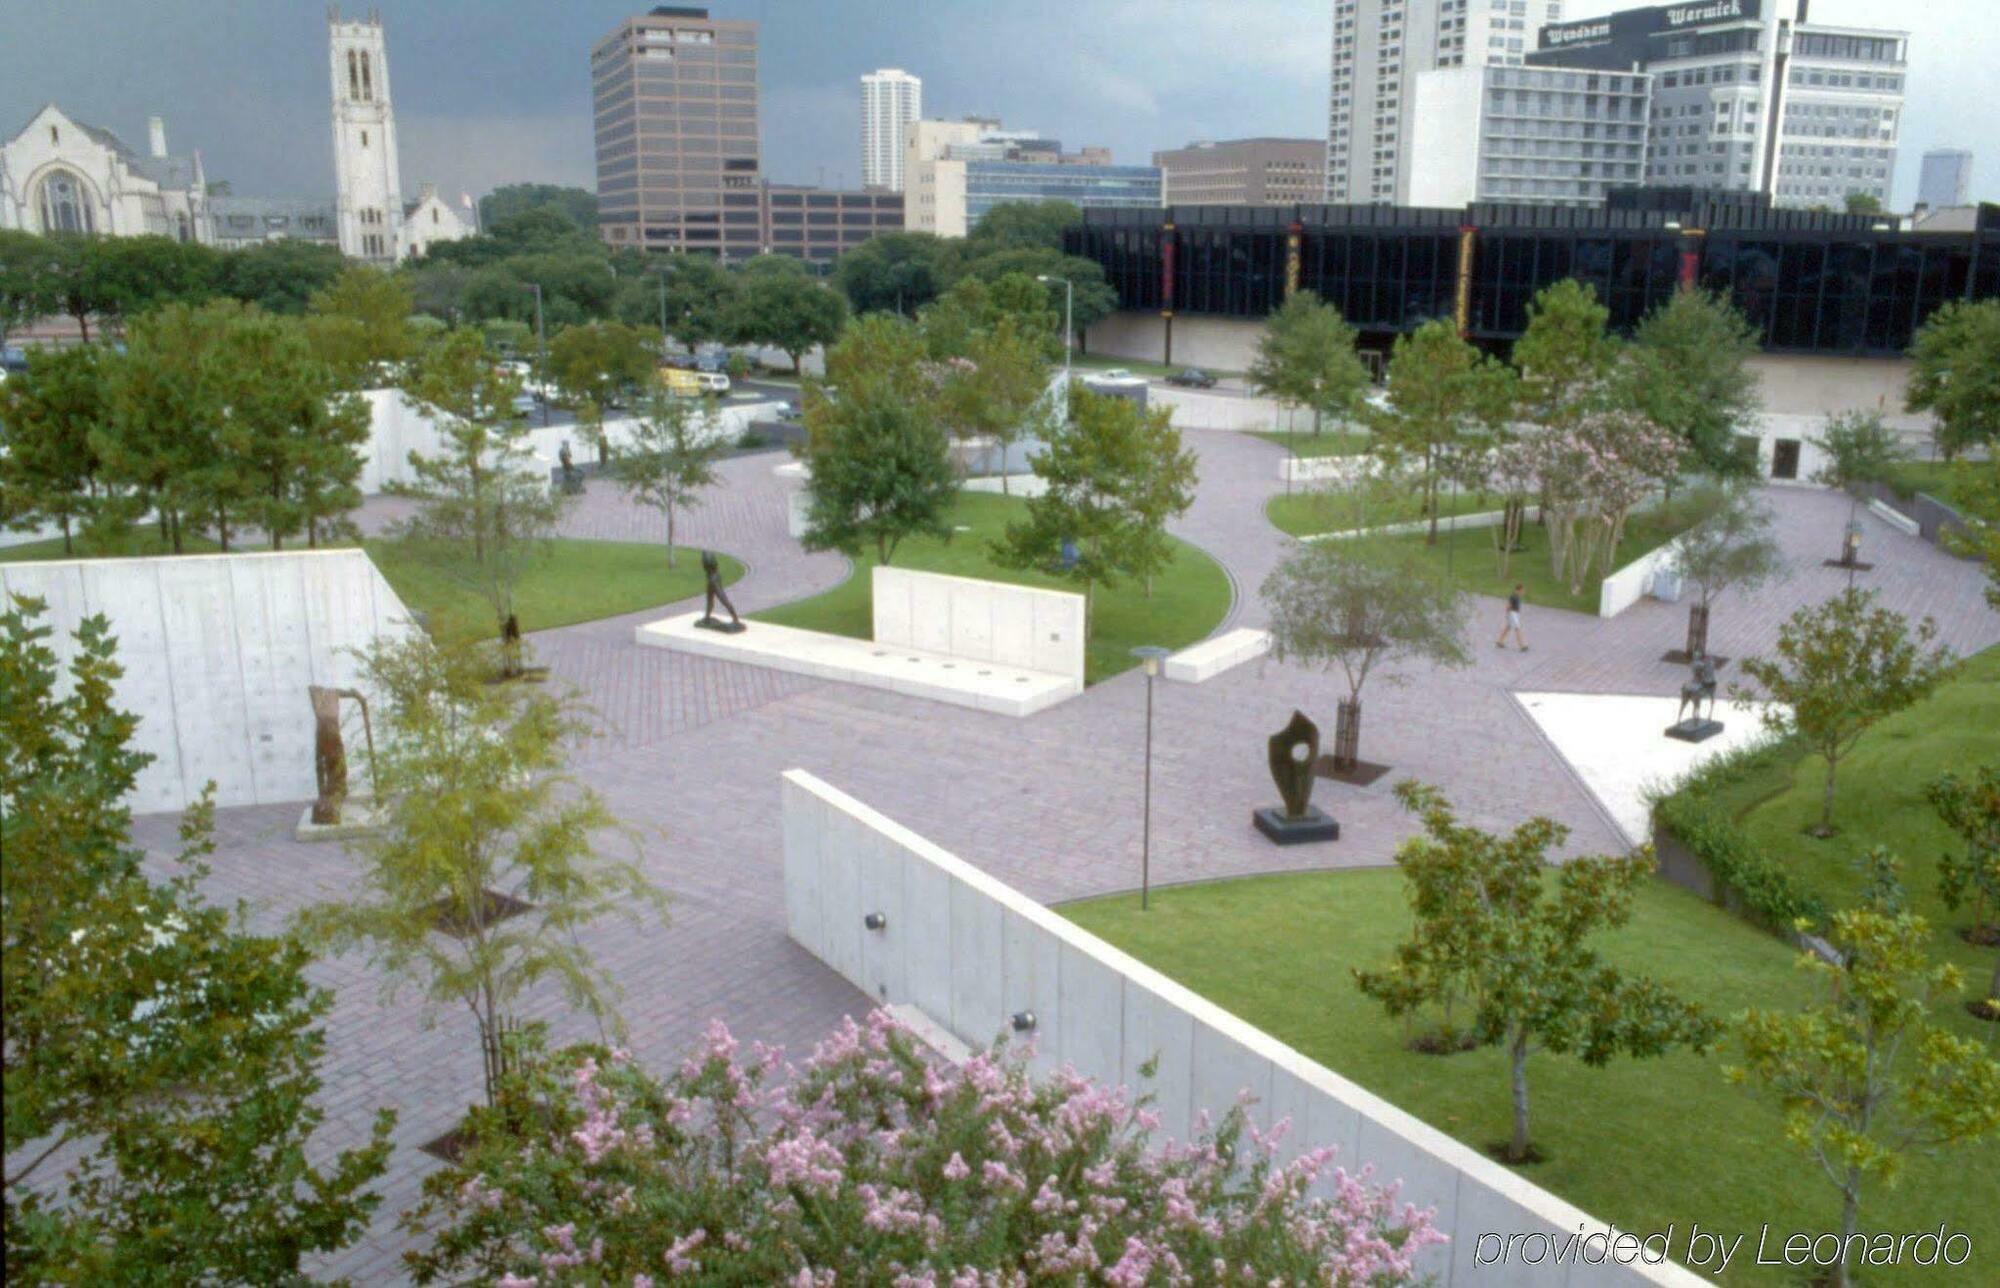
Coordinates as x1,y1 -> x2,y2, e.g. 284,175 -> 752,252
1885,458 -> 2000,523
1250,429 -> 1373,459
0,530 -> 223,560
752,491 -> 1230,684
1265,487 -> 1498,539
1065,869 -> 1998,1285
1375,503 -> 1696,612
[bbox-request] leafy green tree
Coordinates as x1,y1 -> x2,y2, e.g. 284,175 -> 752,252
1811,407 -> 1907,557
1906,299 -> 2000,460
1623,288 -> 1762,476
307,264 -> 415,372
920,273 -> 1058,362
1843,190 -> 1885,216
834,231 -> 955,315
611,388 -> 729,568
547,320 -> 653,462
1371,319 -> 1516,543
39,235 -> 122,343
1513,278 -> 1620,431
1358,782 -> 1719,1162
1123,396 -> 1199,598
1734,589 -> 1955,835
2,598 -> 393,1280
478,183 -> 597,232
956,249 -> 1117,344
652,254 -> 739,349
213,239 -> 347,314
393,328 -> 568,675
1927,767 -> 2000,1016
99,300 -> 241,551
297,633 -> 666,1107
966,199 -> 1081,251
90,235 -> 221,335
0,229 -> 59,346
1667,482 -> 1780,658
0,344 -> 110,552
935,314 -> 1054,496
1248,290 -> 1371,437
727,272 -> 848,374
1262,538 -> 1472,769
1729,852 -> 2000,1288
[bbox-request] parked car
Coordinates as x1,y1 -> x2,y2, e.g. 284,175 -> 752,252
1,345 -> 29,374
694,371 -> 731,395
693,351 -> 727,374
1166,367 -> 1217,388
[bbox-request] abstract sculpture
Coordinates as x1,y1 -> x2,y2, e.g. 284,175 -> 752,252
1253,709 -> 1340,844
308,684 -> 376,825
696,549 -> 745,632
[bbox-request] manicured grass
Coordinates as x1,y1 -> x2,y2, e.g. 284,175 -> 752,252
0,529 -> 223,561
1885,458 -> 2000,522
751,491 -> 1230,684
364,539 -> 739,645
1250,428 -> 1373,458
1064,870 -> 1999,1285
1265,486 -> 1497,539
1376,502 -> 1696,612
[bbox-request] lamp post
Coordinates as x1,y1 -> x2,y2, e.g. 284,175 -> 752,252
1130,644 -> 1171,910
1035,273 -> 1073,389
526,282 -> 549,427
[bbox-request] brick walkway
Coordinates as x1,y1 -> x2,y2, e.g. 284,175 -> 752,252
131,431 -> 1997,1279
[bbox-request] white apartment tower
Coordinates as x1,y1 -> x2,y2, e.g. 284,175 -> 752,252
1326,0 -> 1564,204
329,7 -> 402,264
862,69 -> 922,192
1919,149 -> 1972,209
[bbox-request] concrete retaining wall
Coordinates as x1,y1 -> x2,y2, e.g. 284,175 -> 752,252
1146,385 -> 1313,433
783,769 -> 1707,1288
0,549 -> 415,815
871,567 -> 1085,684
1598,536 -> 1687,619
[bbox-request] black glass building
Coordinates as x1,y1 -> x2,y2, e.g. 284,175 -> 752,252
1063,194 -> 2000,357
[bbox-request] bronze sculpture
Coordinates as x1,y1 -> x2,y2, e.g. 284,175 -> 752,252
308,685 -> 376,825
696,549 -> 745,632
1254,709 -> 1340,844
1676,654 -> 1719,726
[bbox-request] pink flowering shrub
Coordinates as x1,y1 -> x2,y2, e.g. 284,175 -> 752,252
404,1010 -> 1444,1285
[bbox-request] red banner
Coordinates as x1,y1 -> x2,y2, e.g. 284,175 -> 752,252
1160,223 -> 1175,316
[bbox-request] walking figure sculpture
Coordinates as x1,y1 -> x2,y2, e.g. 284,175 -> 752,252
696,549 -> 744,632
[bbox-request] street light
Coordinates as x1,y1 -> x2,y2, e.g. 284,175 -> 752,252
1035,273 -> 1074,390
526,282 -> 549,427
1130,644 -> 1172,910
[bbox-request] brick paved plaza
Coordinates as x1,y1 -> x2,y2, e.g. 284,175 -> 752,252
130,430 -> 2000,1279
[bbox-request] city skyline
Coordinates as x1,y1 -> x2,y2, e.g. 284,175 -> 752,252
2,0 -> 1995,215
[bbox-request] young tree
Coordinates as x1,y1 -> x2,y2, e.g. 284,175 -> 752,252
1371,319 -> 1515,543
0,344 -> 110,552
1358,782 -> 1718,1162
728,272 -> 849,374
307,264 -> 415,374
393,328 -> 568,676
547,320 -> 653,462
1622,288 -> 1762,477
1247,290 -> 1371,438
98,300 -> 240,551
297,635 -> 667,1108
1668,482 -> 1780,660
1734,589 -> 1955,835
2,599 -> 393,1280
1124,398 -> 1200,598
610,387 -> 728,568
1513,278 -> 1620,432
934,313 -> 1054,494
1261,538 -> 1472,771
1811,408 -> 1907,562
1729,853 -> 2000,1287
1906,298 -> 2000,460
1928,766 -> 2000,1018
798,395 -> 957,567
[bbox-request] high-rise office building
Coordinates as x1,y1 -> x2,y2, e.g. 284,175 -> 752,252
1326,0 -> 1565,204
1919,148 -> 1973,209
1408,63 -> 1650,207
861,68 -> 921,191
904,121 -> 1158,237
1153,139 -> 1327,205
591,6 -> 762,254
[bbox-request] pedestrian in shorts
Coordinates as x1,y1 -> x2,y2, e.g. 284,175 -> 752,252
1498,583 -> 1527,651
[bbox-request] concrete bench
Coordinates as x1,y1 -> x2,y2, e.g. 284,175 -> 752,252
1163,628 -> 1271,683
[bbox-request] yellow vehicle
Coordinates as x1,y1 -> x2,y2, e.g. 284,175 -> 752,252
658,366 -> 704,396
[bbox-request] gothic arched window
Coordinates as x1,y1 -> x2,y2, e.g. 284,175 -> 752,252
347,50 -> 360,100
37,170 -> 94,233
361,52 -> 373,101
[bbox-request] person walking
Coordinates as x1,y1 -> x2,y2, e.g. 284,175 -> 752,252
1497,583 -> 1528,651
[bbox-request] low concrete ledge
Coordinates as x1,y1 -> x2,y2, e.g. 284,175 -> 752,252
1868,497 -> 1921,536
634,611 -> 1080,717
1164,628 -> 1270,683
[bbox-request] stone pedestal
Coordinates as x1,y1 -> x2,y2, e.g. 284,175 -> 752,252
1664,719 -> 1725,744
294,801 -> 384,843
1253,805 -> 1340,845
695,616 -> 747,634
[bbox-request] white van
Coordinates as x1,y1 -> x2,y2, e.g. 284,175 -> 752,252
694,371 -> 731,395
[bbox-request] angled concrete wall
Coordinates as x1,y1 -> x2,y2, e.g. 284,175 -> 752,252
0,550 -> 415,815
871,567 -> 1085,684
783,769 -> 1708,1287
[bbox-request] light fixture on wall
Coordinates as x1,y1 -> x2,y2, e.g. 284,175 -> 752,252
1010,1010 -> 1037,1033
864,912 -> 887,931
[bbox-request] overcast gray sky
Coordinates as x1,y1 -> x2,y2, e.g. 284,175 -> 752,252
1,0 -> 1993,211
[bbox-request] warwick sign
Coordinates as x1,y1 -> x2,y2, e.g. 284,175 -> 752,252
1665,0 -> 1747,26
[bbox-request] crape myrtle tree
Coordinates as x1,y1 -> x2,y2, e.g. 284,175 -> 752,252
1524,408 -> 1684,596
1369,318 -> 1515,544
296,634 -> 667,1108
1622,287 -> 1763,478
1,598 -> 393,1280
1247,289 -> 1371,438
1357,782 -> 1719,1164
1729,852 -> 2000,1288
610,387 -> 729,569
1733,588 -> 1955,836
1905,298 -> 2000,461
1667,482 -> 1780,660
400,1011 -> 1446,1284
547,320 -> 654,463
1927,766 -> 2000,1019
1261,536 -> 1472,773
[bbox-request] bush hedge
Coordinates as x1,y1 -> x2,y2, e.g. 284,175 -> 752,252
1650,739 -> 1829,935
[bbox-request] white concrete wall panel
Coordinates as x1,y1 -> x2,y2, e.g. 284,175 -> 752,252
158,558 -> 255,808
871,567 -> 1085,684
782,769 -> 1710,1287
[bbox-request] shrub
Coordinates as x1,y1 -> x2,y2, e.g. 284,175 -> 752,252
1651,740 -> 1829,934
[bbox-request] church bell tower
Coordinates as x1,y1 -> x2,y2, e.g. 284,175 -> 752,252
328,7 -> 403,264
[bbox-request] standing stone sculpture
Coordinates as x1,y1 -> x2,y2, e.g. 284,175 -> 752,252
1253,709 -> 1340,844
696,549 -> 745,633
309,685 -> 348,825
1666,653 -> 1724,742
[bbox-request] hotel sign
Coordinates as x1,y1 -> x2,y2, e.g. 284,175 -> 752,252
1546,19 -> 1612,48
1664,0 -> 1750,28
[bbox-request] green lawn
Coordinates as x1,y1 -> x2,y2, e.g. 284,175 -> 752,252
751,491 -> 1230,684
1266,487 -> 1498,539
1064,871 -> 1999,1286
0,529 -> 223,561
1250,429 -> 1373,458
364,539 -> 738,645
1885,458 -> 2000,523
1376,503 -> 1696,612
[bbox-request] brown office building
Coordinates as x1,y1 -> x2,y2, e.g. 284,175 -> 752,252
1151,138 -> 1327,206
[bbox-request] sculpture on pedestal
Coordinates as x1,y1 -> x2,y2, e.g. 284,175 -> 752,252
696,549 -> 745,632
308,685 -> 376,825
1253,709 -> 1341,844
1666,654 -> 1724,742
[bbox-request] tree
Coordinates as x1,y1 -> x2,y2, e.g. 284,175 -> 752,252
307,264 -> 415,373
0,344 -> 110,552
1513,278 -> 1620,431
213,239 -> 347,315
1927,767 -> 2000,1018
0,228 -> 59,347
649,253 -> 739,349
296,634 -> 666,1108
1668,483 -> 1780,659
1623,288 -> 1762,477
39,235 -> 121,343
478,183 -> 597,232
957,249 -> 1117,344
1523,409 -> 1684,594
98,300 -> 238,551
1906,298 -> 2000,460
727,272 -> 848,373
1357,782 -> 1719,1163
392,328 -> 568,676
967,199 -> 1081,251
1370,319 -> 1515,543
1844,190 -> 1885,215
1734,589 -> 1955,835
1811,408 -> 1907,563
610,388 -> 728,568
1729,853 -> 2000,1287
547,320 -> 653,462
1122,393 -> 1199,598
833,231 -> 955,315
1247,290 -> 1371,437
1261,538 -> 1472,770
797,382 -> 957,567
934,313 -> 1054,495
2,598 -> 392,1280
